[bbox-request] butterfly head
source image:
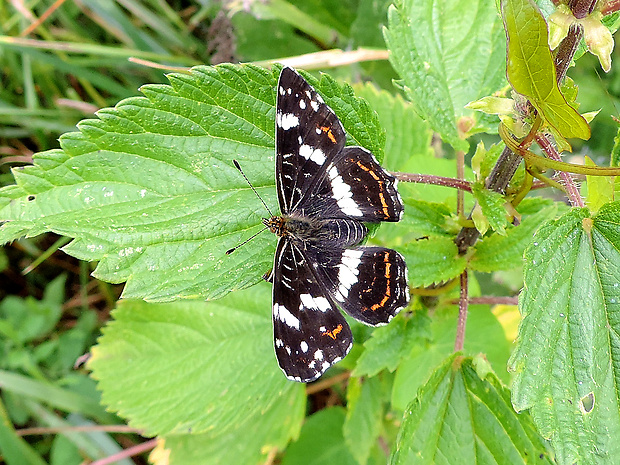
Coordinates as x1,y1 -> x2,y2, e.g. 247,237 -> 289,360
263,216 -> 287,236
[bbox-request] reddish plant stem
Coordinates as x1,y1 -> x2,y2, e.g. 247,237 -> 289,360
554,23 -> 584,83
601,0 -> 620,15
569,0 -> 598,18
90,438 -> 158,465
448,296 -> 519,306
392,172 -> 472,192
456,150 -> 465,217
454,271 -> 469,352
535,134 -> 584,206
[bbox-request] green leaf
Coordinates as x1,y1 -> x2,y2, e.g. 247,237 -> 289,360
392,305 -> 512,411
233,12 -> 320,62
585,157 -> 615,213
282,407 -> 357,465
0,370 -> 114,423
344,376 -> 384,465
501,0 -> 590,140
472,184 -> 508,235
391,354 -> 554,465
509,203 -> 620,464
0,274 -> 65,344
0,399 -> 47,465
0,64 -> 384,301
373,199 -> 456,252
354,311 -> 432,377
400,237 -> 467,288
353,83 -> 433,171
471,203 -> 558,272
164,384 -> 304,465
385,0 -> 506,151
88,282 -> 305,441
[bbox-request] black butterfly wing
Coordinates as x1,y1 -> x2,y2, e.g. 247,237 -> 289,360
299,146 -> 404,223
310,244 -> 410,326
272,237 -> 352,382
276,66 -> 346,214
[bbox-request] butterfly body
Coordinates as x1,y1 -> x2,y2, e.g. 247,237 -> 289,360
267,67 -> 410,382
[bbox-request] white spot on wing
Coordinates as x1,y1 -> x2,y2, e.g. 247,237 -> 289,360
310,100 -> 319,112
314,349 -> 324,360
299,293 -> 331,312
337,249 -> 363,299
329,166 -> 363,216
300,341 -> 309,352
279,113 -> 299,130
299,99 -> 306,109
299,145 -> 326,165
274,303 -> 300,330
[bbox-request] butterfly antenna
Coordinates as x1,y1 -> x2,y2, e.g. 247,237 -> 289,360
225,225 -> 269,255
232,160 -> 273,217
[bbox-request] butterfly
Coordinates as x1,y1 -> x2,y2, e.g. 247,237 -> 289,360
261,66 -> 410,382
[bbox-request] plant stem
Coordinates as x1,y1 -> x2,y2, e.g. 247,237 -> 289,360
392,172 -> 472,192
536,134 -> 584,206
454,271 -> 468,352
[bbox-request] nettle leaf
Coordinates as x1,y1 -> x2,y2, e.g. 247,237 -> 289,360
392,305 -> 512,411
385,0 -> 506,151
88,282 -> 305,444
502,0 -> 590,140
401,237 -> 467,288
391,354 -> 553,465
509,203 -> 620,464
472,184 -> 509,235
163,387 -> 304,465
344,376 -> 384,465
353,83 -> 433,171
282,407 -> 358,465
0,64 -> 384,301
471,203 -> 558,272
354,311 -> 432,377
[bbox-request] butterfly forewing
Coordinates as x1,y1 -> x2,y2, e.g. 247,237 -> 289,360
276,67 -> 346,214
299,146 -> 403,222
272,238 -> 353,382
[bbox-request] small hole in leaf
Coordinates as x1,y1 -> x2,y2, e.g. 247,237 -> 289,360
580,392 -> 595,413
27,195 -> 35,201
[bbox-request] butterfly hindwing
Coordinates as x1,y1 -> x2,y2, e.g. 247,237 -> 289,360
272,238 -> 353,382
276,67 -> 346,214
317,246 -> 410,326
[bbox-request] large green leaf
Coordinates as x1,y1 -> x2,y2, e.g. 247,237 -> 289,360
392,305 -> 512,411
88,282 -> 304,434
400,237 -> 467,288
471,202 -> 558,272
501,0 -> 590,140
88,283 -> 305,464
353,83 -> 433,171
384,0 -> 506,151
0,64 -> 384,301
282,407 -> 358,465
391,354 -> 553,465
344,376 -> 385,465
509,203 -> 620,464
353,310 -> 432,377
